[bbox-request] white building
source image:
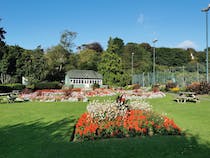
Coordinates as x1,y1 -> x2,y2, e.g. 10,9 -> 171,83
65,70 -> 103,88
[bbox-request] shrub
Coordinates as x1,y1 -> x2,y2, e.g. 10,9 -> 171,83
92,83 -> 100,89
124,84 -> 140,90
170,87 -> 180,93
34,82 -> 62,90
165,82 -> 177,91
0,83 -> 25,93
152,84 -> 160,92
186,81 -> 210,94
0,85 -> 12,93
132,84 -> 140,90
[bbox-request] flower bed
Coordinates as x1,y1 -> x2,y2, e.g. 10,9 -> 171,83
18,88 -> 166,102
73,100 -> 181,141
74,110 -> 181,141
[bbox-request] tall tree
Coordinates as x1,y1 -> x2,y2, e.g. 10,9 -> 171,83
80,42 -> 103,53
45,45 -> 70,81
77,49 -> 100,71
60,30 -> 77,52
122,43 -> 152,73
0,18 -> 6,43
156,48 -> 191,66
0,18 -> 7,60
107,37 -> 124,55
98,51 -> 129,86
16,47 -> 47,84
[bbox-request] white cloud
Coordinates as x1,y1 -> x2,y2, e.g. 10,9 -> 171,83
137,13 -> 144,24
177,40 -> 197,49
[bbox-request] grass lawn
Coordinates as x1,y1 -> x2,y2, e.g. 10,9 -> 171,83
0,94 -> 210,158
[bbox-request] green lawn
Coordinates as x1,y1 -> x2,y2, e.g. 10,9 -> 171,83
0,94 -> 210,158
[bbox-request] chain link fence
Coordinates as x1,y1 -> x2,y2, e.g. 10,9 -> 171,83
133,67 -> 208,87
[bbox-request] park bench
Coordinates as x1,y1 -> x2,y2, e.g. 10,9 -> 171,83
175,92 -> 199,103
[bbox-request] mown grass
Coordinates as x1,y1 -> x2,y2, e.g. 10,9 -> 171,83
0,94 -> 210,158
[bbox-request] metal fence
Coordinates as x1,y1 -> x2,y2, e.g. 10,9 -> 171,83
133,70 -> 207,87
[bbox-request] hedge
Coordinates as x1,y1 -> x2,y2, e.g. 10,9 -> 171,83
33,82 -> 62,90
0,83 -> 25,93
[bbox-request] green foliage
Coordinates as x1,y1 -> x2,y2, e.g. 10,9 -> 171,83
124,84 -> 140,90
156,48 -> 191,66
45,45 -> 70,81
185,61 -> 205,73
34,81 -> 62,90
77,49 -> 100,71
98,51 -> 129,86
107,37 -> 124,55
0,33 -> 209,87
16,48 -> 47,84
4,83 -> 25,90
0,19 -> 6,43
92,83 -> 100,89
0,83 -> 25,92
122,43 -> 152,73
0,85 -> 12,92
80,42 -> 103,53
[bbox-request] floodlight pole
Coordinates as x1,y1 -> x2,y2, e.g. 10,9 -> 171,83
131,52 -> 134,84
202,4 -> 210,83
153,39 -> 158,85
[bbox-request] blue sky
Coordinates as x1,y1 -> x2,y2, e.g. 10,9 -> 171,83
1,0 -> 210,51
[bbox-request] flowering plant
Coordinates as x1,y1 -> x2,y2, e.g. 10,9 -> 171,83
86,100 -> 152,122
74,109 -> 181,141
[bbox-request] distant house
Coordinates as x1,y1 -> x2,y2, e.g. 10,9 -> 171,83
65,70 -> 103,88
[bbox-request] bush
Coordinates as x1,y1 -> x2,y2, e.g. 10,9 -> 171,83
186,81 -> 210,94
92,83 -> 100,89
165,82 -> 177,91
34,82 -> 62,90
170,87 -> 180,93
0,83 -> 25,93
0,85 -> 12,93
124,84 -> 140,90
152,84 -> 160,92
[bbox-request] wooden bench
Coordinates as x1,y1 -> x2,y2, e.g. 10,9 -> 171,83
175,92 -> 199,103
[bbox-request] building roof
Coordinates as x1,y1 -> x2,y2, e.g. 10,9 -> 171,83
66,70 -> 103,79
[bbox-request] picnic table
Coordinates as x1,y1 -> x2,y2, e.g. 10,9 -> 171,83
175,92 -> 199,103
0,92 -> 18,103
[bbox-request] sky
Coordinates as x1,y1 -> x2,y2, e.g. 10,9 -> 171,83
1,0 -> 210,51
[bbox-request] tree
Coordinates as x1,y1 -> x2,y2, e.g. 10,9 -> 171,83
16,47 -> 47,84
98,51 -> 129,86
80,42 -> 103,53
0,18 -> 7,61
45,45 -> 70,81
107,37 -> 124,55
156,48 -> 191,67
0,18 -> 6,43
77,49 -> 100,71
139,43 -> 152,52
122,43 -> 152,73
60,30 -> 77,52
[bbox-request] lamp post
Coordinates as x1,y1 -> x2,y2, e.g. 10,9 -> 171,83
152,39 -> 158,85
131,52 -> 134,84
202,4 -> 210,83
